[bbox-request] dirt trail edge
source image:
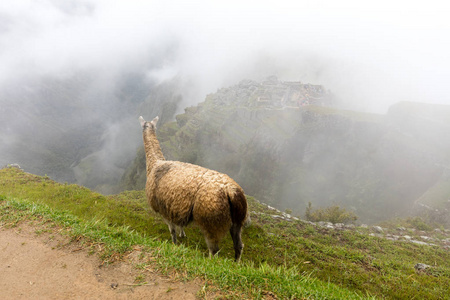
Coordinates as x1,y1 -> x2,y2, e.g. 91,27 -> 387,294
0,223 -> 206,300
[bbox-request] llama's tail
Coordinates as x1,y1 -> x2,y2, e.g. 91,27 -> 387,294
228,186 -> 248,262
227,187 -> 248,227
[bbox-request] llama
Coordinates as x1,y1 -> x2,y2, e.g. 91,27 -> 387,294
139,116 -> 248,262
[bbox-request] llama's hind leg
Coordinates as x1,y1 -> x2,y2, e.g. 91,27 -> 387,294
230,224 -> 244,262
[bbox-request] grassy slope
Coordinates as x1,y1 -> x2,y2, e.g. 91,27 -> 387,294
1,167 -> 449,299
416,176 -> 450,208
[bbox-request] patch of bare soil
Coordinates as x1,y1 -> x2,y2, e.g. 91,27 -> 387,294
0,224 -> 207,300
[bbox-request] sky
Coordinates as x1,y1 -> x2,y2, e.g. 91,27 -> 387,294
1,0 -> 450,113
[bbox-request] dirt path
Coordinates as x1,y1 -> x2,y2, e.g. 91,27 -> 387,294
0,224 -> 205,300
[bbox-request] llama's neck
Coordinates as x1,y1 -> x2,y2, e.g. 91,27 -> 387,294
142,129 -> 165,174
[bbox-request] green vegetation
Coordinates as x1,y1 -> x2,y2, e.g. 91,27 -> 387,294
1,167 -> 450,299
379,216 -> 439,232
305,202 -> 358,224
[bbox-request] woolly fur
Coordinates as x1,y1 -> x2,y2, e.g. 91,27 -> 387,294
139,116 -> 248,261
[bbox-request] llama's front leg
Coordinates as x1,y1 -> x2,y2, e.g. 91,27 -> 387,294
167,222 -> 177,244
177,226 -> 186,238
205,238 -> 220,258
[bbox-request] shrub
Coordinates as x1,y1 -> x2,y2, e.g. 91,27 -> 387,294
406,216 -> 433,231
305,202 -> 358,224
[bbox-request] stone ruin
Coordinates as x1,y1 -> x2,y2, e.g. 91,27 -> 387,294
210,76 -> 333,109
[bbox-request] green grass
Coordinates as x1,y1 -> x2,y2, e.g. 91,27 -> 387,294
0,198 -> 364,300
1,167 -> 449,299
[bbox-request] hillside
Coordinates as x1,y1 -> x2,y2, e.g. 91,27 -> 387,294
2,166 -> 449,299
122,78 -> 450,225
387,102 -> 450,221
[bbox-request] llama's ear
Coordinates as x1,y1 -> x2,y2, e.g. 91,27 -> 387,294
139,116 -> 146,129
151,116 -> 159,127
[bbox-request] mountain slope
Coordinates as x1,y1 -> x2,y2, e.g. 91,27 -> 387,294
123,80 -> 450,224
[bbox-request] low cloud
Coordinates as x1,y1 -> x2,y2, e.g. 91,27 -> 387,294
2,1 -> 450,112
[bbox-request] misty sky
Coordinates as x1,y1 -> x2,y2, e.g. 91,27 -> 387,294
1,0 -> 450,113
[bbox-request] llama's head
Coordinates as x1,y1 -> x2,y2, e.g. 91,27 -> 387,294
139,116 -> 159,131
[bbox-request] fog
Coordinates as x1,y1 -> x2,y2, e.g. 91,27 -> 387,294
3,1 -> 450,110
1,0 -> 450,192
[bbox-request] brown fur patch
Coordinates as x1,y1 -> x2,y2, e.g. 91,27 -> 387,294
154,163 -> 173,189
